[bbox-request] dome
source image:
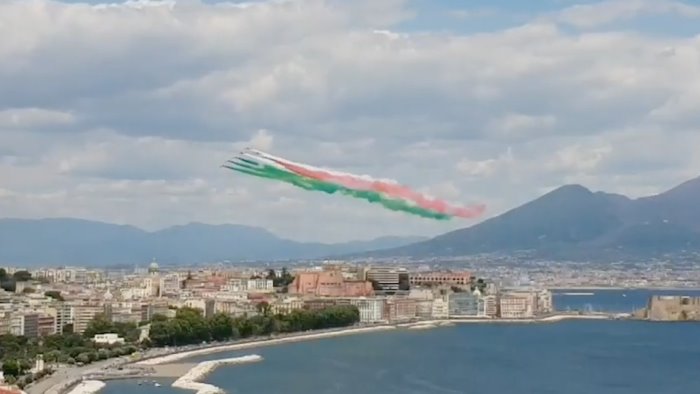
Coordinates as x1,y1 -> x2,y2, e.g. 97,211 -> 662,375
148,258 -> 160,273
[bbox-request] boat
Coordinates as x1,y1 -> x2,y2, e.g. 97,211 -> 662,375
562,292 -> 595,296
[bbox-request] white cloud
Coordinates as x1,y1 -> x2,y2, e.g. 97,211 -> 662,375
554,0 -> 700,28
0,108 -> 75,128
0,0 -> 699,242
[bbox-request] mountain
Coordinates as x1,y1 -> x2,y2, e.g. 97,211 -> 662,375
0,218 -> 426,266
367,176 -> 700,258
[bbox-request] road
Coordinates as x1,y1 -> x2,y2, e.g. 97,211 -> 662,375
25,358 -> 129,394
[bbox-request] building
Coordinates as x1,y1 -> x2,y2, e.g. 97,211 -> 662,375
159,274 -> 182,297
349,298 -> 386,323
431,297 -> 449,319
289,271 -> 373,297
415,300 -> 433,319
499,292 -> 536,318
482,295 -> 498,317
646,295 -> 700,321
93,333 -> 125,345
303,299 -> 338,311
55,304 -> 74,334
246,278 -> 274,293
37,315 -> 56,337
537,290 -> 553,314
410,271 -> 471,287
0,312 -> 11,335
366,267 -> 408,292
141,301 -> 171,322
73,304 -> 105,334
448,292 -> 479,317
271,298 -> 305,315
385,298 -> 417,323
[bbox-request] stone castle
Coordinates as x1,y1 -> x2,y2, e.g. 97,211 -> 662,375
635,295 -> 700,321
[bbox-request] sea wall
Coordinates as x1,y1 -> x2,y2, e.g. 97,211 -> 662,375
65,380 -> 105,394
172,355 -> 263,394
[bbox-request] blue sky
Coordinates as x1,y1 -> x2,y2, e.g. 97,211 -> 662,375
2,0 -> 700,242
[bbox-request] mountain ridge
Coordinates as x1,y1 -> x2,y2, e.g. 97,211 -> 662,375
363,176 -> 700,258
0,218 -> 426,266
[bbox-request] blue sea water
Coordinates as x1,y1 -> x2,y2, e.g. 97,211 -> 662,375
103,290 -> 700,394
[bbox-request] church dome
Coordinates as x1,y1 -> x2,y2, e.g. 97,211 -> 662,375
148,258 -> 160,274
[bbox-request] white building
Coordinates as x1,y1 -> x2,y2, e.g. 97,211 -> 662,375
350,298 -> 385,323
247,278 -> 274,293
537,290 -> 553,314
431,297 -> 449,319
93,333 -> 125,345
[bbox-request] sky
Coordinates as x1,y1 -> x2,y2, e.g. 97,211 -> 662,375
1,0 -> 700,243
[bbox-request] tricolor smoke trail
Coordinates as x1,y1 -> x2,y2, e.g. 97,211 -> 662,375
222,148 -> 485,221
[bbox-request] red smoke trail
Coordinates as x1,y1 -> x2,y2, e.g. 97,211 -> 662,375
269,159 -> 485,218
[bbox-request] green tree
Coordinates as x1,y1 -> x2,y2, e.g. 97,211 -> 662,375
0,268 -> 7,281
208,313 -> 234,341
44,290 -> 64,301
2,359 -> 21,377
13,270 -> 31,282
83,314 -> 114,338
256,301 -> 271,317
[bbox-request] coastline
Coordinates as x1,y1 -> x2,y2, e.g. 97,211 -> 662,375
549,286 -> 700,291
136,325 -> 397,366
137,313 -> 625,366
46,313 -> 628,393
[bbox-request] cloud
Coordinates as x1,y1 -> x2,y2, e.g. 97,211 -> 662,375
554,0 -> 700,28
0,0 -> 699,243
0,108 -> 76,129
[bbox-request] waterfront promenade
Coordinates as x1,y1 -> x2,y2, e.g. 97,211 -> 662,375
29,312 -> 626,394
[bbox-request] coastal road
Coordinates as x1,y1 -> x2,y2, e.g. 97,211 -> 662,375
26,358 -> 130,394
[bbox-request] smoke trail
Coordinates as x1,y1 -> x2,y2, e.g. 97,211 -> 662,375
223,160 -> 451,220
246,149 -> 485,218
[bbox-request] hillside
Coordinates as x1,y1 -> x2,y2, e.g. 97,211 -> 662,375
369,176 -> 700,258
0,218 -> 425,266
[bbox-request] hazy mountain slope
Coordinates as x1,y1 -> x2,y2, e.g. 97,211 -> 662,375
0,219 -> 425,266
367,176 -> 700,258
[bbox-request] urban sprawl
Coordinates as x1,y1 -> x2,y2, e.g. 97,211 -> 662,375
1,258 -> 699,392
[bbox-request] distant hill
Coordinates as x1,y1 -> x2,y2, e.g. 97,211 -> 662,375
365,176 -> 700,258
0,218 -> 426,266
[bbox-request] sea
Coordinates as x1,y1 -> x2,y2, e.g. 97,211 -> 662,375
102,289 -> 700,394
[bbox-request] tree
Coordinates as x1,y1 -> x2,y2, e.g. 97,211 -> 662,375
2,359 -> 21,377
0,268 -> 7,281
273,267 -> 294,288
83,314 -> 114,338
13,271 -> 31,282
207,313 -> 234,341
0,280 -> 16,292
44,291 -> 64,301
255,301 -> 271,317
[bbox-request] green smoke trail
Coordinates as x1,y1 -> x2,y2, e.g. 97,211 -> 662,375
223,161 -> 451,220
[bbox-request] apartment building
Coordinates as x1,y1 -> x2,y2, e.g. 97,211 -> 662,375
349,297 -> 386,323
448,292 -> 479,317
410,271 -> 471,287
